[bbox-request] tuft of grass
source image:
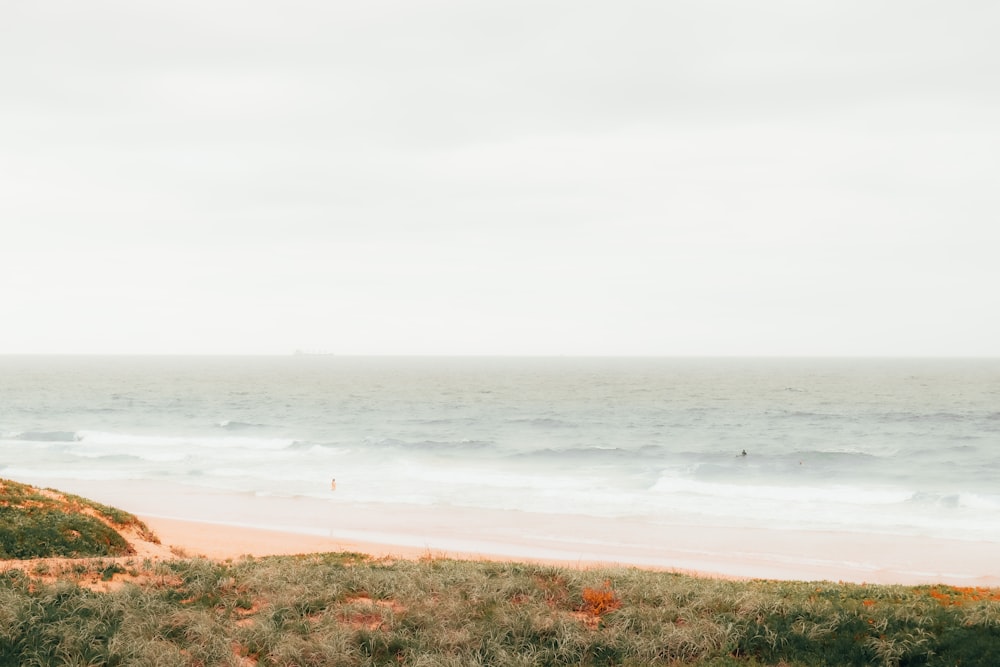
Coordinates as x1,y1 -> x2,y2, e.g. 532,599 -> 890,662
59,490 -> 160,543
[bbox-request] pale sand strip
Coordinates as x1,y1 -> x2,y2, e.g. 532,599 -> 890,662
138,514 -> 1000,587
16,478 -> 999,586
141,516 -> 441,562
139,515 -> 747,582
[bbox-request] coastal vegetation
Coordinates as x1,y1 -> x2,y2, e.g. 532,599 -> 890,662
0,479 -> 157,559
1,480 -> 999,666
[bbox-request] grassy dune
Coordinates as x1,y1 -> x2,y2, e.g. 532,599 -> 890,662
0,479 -> 157,559
1,481 -> 999,666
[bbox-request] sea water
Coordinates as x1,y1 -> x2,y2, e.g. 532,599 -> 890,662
1,356 -> 998,543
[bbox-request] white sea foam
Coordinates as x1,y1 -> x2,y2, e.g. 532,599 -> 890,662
1,466 -> 143,481
650,476 -> 914,506
75,430 -> 295,450
957,493 -> 1000,510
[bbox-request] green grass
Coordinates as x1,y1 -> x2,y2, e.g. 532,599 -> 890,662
60,491 -> 159,542
0,479 -> 156,558
0,505 -> 131,559
1,554 -> 999,666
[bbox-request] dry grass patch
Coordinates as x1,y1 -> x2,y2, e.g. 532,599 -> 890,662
339,595 -> 406,630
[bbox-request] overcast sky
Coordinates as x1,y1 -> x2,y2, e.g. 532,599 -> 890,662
2,1 -> 998,355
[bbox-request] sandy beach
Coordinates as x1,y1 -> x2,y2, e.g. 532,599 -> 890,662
136,512 -> 999,587
1,474 -> 997,586
135,512 -> 1000,588
29,476 -> 976,587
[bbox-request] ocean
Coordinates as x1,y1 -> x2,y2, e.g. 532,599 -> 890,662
2,356 -> 999,546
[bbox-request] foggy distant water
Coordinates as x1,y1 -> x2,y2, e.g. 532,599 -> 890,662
2,356 -> 998,542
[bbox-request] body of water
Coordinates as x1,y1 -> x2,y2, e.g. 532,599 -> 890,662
2,356 -> 998,543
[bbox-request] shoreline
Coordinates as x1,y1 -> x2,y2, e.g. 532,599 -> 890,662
138,515 -> 680,572
136,513 -> 1000,587
11,476 -> 999,586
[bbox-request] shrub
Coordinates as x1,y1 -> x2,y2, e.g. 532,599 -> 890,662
581,580 -> 622,617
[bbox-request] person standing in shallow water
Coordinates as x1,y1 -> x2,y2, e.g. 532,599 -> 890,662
740,450 -> 747,457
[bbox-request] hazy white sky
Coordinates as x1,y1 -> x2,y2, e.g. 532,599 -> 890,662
2,1 -> 998,355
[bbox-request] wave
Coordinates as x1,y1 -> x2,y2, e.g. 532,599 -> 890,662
910,492 -> 1000,511
510,444 -> 667,462
74,431 -> 295,450
361,438 -> 496,453
286,440 -> 322,451
216,420 -> 272,430
0,466 -> 143,481
66,452 -> 143,462
957,493 -> 1000,510
650,475 -> 914,506
881,411 -> 975,423
772,411 -> 841,421
783,449 -> 887,462
771,410 -> 991,426
73,450 -> 188,463
506,417 -> 577,428
203,467 -> 329,484
8,430 -> 81,442
2,428 -> 298,451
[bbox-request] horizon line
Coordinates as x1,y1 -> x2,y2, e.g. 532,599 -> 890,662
0,352 -> 997,360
